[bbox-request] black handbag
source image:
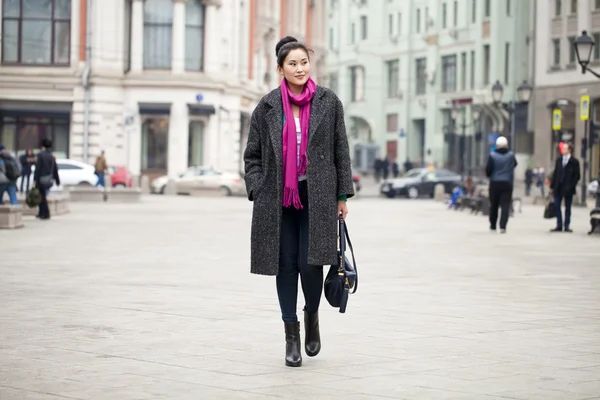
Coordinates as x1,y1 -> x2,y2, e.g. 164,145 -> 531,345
25,188 -> 42,208
543,196 -> 556,219
324,213 -> 358,313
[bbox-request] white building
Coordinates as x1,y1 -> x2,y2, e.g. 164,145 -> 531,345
0,0 -> 263,181
531,0 -> 600,175
326,0 -> 532,176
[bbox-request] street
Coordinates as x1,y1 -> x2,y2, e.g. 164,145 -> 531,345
1,195 -> 599,400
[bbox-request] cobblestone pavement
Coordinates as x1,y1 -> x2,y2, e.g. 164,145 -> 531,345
1,195 -> 599,400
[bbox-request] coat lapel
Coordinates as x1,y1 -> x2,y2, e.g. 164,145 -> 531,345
308,87 -> 327,148
265,89 -> 283,168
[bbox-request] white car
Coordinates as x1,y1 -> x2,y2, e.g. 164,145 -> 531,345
589,179 -> 598,197
151,166 -> 245,196
18,159 -> 98,191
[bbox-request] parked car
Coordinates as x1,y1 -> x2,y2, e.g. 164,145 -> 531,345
107,166 -> 133,188
151,166 -> 245,196
17,158 -> 98,192
380,168 -> 462,199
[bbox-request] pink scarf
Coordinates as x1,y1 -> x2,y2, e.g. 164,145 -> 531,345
281,77 -> 316,209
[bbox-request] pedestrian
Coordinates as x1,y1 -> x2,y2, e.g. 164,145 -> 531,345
382,156 -> 390,180
525,166 -> 533,196
94,150 -> 108,188
33,139 -> 60,220
549,142 -> 580,232
392,160 -> 399,178
537,167 -> 546,197
0,144 -> 20,205
485,136 -> 517,233
243,36 -> 354,368
18,148 -> 36,193
373,158 -> 382,182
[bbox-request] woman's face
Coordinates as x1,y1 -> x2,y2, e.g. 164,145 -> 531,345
278,48 -> 311,88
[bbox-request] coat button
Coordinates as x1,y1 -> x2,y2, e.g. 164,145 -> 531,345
320,155 -> 324,159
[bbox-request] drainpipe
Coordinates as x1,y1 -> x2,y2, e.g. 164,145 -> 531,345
404,0 -> 414,164
82,0 -> 92,163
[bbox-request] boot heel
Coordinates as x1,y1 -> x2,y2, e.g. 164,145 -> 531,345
284,322 -> 302,367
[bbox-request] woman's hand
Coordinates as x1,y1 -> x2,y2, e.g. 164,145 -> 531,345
337,200 -> 348,220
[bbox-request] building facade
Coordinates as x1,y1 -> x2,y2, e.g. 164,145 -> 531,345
0,0 -> 325,180
325,0 -> 532,176
532,0 -> 600,177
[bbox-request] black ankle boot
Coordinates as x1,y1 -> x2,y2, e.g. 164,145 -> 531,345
284,321 -> 302,367
304,310 -> 321,357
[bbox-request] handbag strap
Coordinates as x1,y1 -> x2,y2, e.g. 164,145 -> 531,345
338,214 -> 358,294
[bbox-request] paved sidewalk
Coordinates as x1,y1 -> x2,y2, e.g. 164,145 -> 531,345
1,196 -> 599,399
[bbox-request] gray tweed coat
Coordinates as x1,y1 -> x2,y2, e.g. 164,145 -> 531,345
243,86 -> 355,276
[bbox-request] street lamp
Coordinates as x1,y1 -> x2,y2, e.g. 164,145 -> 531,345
491,79 -> 533,151
574,30 -> 600,209
574,30 -> 596,74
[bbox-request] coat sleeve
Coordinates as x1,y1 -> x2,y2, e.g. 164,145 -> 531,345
333,95 -> 355,199
485,155 -> 494,178
549,159 -> 557,189
243,108 -> 263,201
574,158 -> 581,185
53,159 -> 60,186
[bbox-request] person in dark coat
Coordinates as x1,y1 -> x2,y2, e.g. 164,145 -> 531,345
243,36 -> 354,368
549,142 -> 580,232
33,139 -> 60,220
485,136 -> 517,233
19,148 -> 36,193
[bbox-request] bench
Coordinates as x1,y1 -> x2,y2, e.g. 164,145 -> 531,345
108,188 -> 142,203
0,205 -> 24,229
17,193 -> 70,216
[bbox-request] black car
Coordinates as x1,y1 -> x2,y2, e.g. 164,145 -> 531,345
380,168 -> 463,199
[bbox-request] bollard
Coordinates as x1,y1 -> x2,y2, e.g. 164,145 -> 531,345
164,179 -> 177,195
140,175 -> 150,194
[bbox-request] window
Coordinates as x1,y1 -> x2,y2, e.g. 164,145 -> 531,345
143,0 -> 173,69
141,116 -> 169,171
472,0 -> 477,22
1,0 -> 71,65
397,12 -> 402,35
453,1 -> 458,26
416,9 -> 421,33
386,59 -> 400,98
596,0 -> 600,10
555,0 -> 562,16
460,52 -> 466,91
425,7 -> 429,31
470,50 -> 475,89
185,1 -> 205,71
415,57 -> 427,95
360,15 -> 367,40
329,27 -> 335,49
506,0 -> 511,15
504,42 -> 510,83
442,3 -> 447,29
188,121 -> 204,167
57,163 -> 82,170
568,36 -> 576,64
483,44 -> 490,84
0,115 -> 69,159
594,33 -> 600,60
350,22 -> 355,44
484,0 -> 491,17
349,66 -> 365,102
386,114 -> 398,133
441,54 -> 457,92
388,14 -> 393,36
329,73 -> 339,93
552,38 -> 561,66
570,0 -> 577,14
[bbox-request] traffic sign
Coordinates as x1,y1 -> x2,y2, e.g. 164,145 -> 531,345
580,95 -> 590,121
398,128 -> 406,138
195,94 -> 204,102
552,109 -> 562,131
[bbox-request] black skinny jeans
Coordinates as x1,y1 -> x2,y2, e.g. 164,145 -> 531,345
276,180 -> 324,323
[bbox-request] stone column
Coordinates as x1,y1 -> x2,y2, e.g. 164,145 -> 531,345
130,0 -> 145,72
202,3 -> 219,73
172,0 -> 187,73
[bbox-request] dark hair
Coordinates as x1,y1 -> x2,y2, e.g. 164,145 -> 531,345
275,36 -> 312,67
566,143 -> 574,152
41,138 -> 52,149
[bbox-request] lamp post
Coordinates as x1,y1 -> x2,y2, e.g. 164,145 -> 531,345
491,80 -> 533,151
574,30 -> 600,208
451,105 -> 480,181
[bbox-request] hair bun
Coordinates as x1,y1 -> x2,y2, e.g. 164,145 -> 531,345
275,36 -> 298,56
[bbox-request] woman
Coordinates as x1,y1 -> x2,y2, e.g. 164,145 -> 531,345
244,36 -> 354,367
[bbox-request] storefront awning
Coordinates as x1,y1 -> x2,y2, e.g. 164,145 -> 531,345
187,104 -> 216,116
139,103 -> 172,115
